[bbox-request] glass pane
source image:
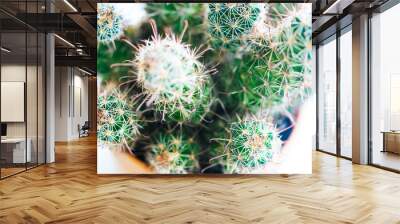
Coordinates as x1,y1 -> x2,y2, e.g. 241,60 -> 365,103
312,45 -> 317,150
38,32 -> 45,165
27,31 -> 38,169
340,29 -> 352,158
1,30 -> 27,177
0,0 -> 46,178
318,37 -> 337,154
26,0 -> 40,169
371,4 -> 400,171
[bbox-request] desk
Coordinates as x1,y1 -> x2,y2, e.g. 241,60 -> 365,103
1,138 -> 31,163
382,131 -> 400,154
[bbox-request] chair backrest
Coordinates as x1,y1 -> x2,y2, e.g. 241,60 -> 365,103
83,121 -> 90,129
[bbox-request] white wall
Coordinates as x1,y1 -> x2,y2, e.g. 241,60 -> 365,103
1,65 -> 42,137
54,67 -> 89,141
72,73 -> 89,138
55,66 -> 69,141
1,65 -> 25,127
1,65 -> 26,139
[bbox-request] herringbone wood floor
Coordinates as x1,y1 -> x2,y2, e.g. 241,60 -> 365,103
1,136 -> 400,224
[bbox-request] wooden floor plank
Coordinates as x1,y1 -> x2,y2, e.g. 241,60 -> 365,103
0,136 -> 400,223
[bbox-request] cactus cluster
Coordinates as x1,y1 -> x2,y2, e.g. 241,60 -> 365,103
147,132 -> 200,174
97,3 -> 312,174
217,3 -> 312,112
97,89 -> 141,148
97,4 -> 123,43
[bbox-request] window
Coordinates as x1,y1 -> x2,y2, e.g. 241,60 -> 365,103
0,0 -> 47,179
370,3 -> 400,171
317,36 -> 337,154
340,28 -> 352,158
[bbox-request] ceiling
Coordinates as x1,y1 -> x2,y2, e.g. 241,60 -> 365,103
311,0 -> 390,43
0,0 -> 97,74
0,0 -> 394,74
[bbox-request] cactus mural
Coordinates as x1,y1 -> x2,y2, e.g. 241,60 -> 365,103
97,3 -> 312,174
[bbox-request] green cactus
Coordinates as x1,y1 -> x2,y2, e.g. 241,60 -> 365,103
145,3 -> 206,44
97,40 -> 134,83
271,15 -> 313,103
121,20 -> 213,123
157,82 -> 214,124
263,3 -> 310,33
97,89 -> 141,148
224,121 -> 282,173
147,132 -> 200,174
97,4 -> 123,43
207,3 -> 261,48
218,4 -> 312,111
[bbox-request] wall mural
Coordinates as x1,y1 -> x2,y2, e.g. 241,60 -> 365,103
97,3 -> 313,174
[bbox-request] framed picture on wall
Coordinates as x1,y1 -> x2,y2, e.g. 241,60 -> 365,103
1,81 -> 25,122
